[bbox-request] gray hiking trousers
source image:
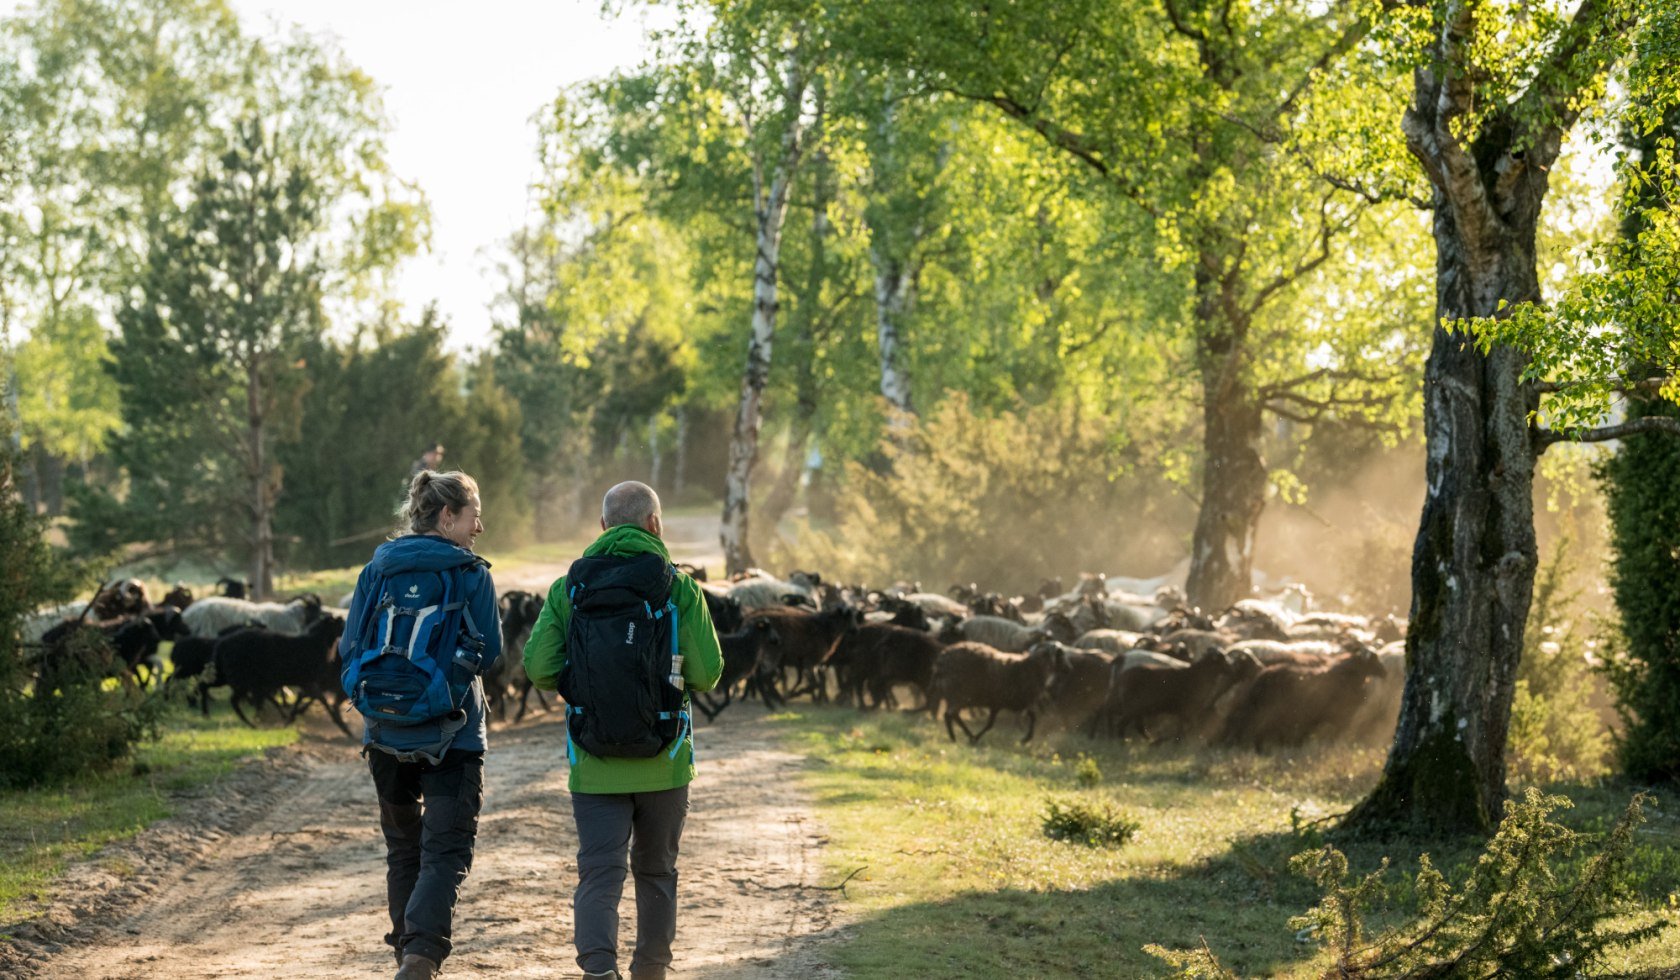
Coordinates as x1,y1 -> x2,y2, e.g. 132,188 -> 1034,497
571,784 -> 690,979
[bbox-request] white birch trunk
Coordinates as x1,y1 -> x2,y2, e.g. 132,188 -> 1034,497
719,50 -> 808,575
873,253 -> 914,421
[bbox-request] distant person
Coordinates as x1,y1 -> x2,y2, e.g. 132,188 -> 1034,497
409,442 -> 445,484
341,470 -> 501,980
524,480 -> 723,980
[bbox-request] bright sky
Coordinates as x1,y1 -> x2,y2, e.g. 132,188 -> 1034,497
221,1 -> 660,352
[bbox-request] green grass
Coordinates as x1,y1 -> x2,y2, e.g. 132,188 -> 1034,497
766,706 -> 1680,979
0,702 -> 296,922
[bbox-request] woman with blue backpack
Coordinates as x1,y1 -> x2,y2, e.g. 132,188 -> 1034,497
340,469 -> 502,980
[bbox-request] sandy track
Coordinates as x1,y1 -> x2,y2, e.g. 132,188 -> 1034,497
16,708 -> 845,979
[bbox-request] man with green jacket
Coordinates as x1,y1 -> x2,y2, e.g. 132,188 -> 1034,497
524,481 -> 723,980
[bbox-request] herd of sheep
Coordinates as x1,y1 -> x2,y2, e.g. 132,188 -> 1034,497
19,563 -> 1409,754
685,568 -> 1406,751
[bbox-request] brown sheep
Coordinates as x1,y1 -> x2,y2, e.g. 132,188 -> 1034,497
1217,650 -> 1387,750
1104,649 -> 1260,741
928,641 -> 1067,745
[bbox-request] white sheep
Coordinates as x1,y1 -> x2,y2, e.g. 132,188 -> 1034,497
182,596 -> 323,637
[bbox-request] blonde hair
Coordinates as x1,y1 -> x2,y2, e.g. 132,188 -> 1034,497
396,470 -> 479,538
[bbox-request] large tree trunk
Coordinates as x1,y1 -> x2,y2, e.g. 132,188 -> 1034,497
1343,2 -> 1586,830
1185,275 -> 1265,611
1346,205 -> 1541,833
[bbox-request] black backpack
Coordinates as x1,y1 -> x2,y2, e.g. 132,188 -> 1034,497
558,553 -> 686,759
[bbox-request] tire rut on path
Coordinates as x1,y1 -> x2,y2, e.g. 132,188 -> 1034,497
23,709 -> 845,979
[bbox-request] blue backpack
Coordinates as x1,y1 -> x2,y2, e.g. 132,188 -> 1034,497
342,561 -> 488,763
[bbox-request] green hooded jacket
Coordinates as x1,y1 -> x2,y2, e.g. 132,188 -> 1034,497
523,524 -> 724,793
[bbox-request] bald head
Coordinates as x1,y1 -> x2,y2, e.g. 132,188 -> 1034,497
602,481 -> 662,536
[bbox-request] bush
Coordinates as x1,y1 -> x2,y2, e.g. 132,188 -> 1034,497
1148,789 -> 1664,978
0,627 -> 165,789
0,432 -> 159,788
1508,540 -> 1612,785
1041,797 -> 1139,848
1598,387 -> 1680,783
784,394 -> 1194,593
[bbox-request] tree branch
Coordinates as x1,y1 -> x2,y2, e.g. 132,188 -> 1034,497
1536,415 -> 1680,448
1510,0 -> 1637,171
947,88 -> 1163,219
1402,0 -> 1502,248
1243,190 -> 1358,317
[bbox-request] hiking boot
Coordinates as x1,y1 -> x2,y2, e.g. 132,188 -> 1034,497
630,969 -> 667,980
581,972 -> 621,980
394,953 -> 440,979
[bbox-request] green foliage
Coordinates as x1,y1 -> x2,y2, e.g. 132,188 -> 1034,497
786,393 -> 1194,593
1600,387 -> 1680,783
66,25 -> 422,584
1508,540 -> 1612,785
1041,797 -> 1138,848
273,314 -> 531,569
1153,789 -> 1664,978
0,416 -> 153,788
0,627 -> 164,790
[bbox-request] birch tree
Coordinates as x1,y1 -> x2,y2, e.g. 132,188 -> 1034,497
1346,0 -> 1680,833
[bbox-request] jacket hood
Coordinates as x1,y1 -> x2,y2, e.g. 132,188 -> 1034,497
582,524 -> 671,561
371,534 -> 489,575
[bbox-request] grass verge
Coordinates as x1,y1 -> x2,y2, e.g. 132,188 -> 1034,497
766,705 -> 1680,979
0,702 -> 296,922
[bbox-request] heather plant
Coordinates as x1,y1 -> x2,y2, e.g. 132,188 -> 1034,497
1148,789 -> 1663,978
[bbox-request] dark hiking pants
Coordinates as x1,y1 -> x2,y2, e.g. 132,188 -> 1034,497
368,748 -> 484,966
572,785 -> 690,979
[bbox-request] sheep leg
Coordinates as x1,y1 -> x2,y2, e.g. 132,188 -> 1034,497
533,687 -> 554,713
229,691 -> 261,729
1020,709 -> 1038,744
324,694 -> 354,738
196,681 -> 214,717
967,708 -> 1001,745
515,682 -> 531,723
943,708 -> 961,743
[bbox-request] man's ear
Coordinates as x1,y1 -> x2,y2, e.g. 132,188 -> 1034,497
646,513 -> 662,538
600,515 -> 609,531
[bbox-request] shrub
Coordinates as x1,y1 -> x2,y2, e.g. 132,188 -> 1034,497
784,394 -> 1194,593
1041,797 -> 1139,848
0,627 -> 165,789
1074,754 -> 1102,788
1148,789 -> 1664,978
0,432 -> 159,788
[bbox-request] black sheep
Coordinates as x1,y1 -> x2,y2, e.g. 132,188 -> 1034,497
694,620 -> 783,721
746,604 -> 862,703
170,620 -> 265,711
201,615 -> 350,735
829,623 -> 944,710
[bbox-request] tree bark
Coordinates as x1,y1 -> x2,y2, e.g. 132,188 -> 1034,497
874,252 -> 915,421
247,359 -> 275,600
719,49 -> 808,576
672,405 -> 689,498
720,166 -> 794,575
1185,270 -> 1266,611
1345,206 -> 1540,833
1343,0 -> 1600,831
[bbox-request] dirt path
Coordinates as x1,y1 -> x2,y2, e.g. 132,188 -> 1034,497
16,708 -> 846,979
